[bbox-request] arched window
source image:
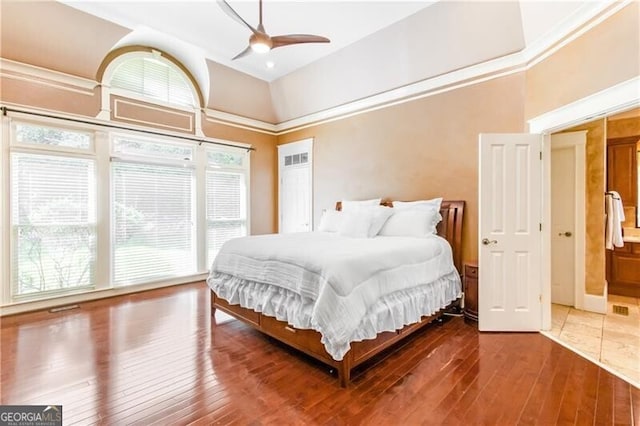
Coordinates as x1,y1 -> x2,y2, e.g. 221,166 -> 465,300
108,52 -> 196,108
97,48 -> 205,134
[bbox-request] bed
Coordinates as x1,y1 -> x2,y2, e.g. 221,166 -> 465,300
208,200 -> 464,386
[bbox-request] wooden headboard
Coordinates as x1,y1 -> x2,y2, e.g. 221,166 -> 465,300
335,200 -> 465,273
436,200 -> 464,273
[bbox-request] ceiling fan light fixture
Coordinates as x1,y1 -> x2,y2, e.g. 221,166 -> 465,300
219,0 -> 330,60
250,41 -> 271,54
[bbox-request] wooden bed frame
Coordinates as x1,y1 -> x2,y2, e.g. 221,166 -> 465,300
210,200 -> 465,386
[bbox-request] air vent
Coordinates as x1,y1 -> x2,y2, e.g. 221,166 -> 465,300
612,305 -> 629,316
49,304 -> 80,313
284,152 -> 309,167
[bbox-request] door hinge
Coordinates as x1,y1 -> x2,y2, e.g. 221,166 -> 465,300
539,151 -> 542,160
539,223 -> 542,231
539,294 -> 542,303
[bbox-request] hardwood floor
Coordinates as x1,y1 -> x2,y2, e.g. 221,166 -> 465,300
1,283 -> 638,425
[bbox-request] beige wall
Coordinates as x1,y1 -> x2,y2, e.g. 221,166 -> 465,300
0,1 -> 130,79
525,2 -> 640,120
608,115 -> 640,139
206,61 -> 277,124
278,73 -> 527,265
0,77 -> 102,117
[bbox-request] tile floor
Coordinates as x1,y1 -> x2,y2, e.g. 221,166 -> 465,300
547,295 -> 640,388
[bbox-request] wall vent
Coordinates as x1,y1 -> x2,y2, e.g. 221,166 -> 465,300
284,152 -> 309,167
49,304 -> 80,313
612,305 -> 629,316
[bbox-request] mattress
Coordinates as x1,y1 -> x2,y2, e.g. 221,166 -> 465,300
207,232 -> 461,360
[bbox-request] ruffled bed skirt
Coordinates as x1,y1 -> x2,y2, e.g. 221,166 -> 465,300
207,271 -> 461,361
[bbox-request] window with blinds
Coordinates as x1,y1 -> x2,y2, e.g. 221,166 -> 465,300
10,152 -> 96,297
6,120 -> 251,303
206,148 -> 248,266
112,137 -> 196,286
110,56 -> 195,107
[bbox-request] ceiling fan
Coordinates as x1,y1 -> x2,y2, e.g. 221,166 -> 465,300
218,0 -> 330,60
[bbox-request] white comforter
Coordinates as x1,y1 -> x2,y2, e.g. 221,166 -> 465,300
207,232 -> 460,360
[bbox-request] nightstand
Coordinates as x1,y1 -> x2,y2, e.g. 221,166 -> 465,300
463,262 -> 478,322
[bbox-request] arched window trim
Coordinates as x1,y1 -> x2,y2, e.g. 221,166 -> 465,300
97,48 -> 204,136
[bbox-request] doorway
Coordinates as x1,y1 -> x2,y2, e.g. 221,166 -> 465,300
530,87 -> 640,387
550,131 -> 586,308
529,75 -> 639,330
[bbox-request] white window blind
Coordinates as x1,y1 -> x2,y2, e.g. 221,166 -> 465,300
11,152 -> 96,296
206,170 -> 247,266
113,159 -> 196,285
110,56 -> 195,107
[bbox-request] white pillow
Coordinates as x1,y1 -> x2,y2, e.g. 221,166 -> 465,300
393,197 -> 443,211
338,211 -> 373,238
317,210 -> 343,232
341,198 -> 381,212
338,206 -> 393,238
379,208 -> 442,237
368,206 -> 394,237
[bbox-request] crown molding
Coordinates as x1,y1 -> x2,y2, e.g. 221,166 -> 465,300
521,0 -> 628,66
204,108 -> 278,135
274,55 -> 527,134
528,76 -> 640,133
0,58 -> 97,95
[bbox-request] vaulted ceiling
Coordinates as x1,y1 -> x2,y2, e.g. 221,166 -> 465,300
1,1 -> 621,125
61,0 -> 594,82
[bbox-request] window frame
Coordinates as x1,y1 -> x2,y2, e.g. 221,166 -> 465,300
204,145 -> 251,266
1,112 -> 251,308
110,133 -> 198,286
7,119 -> 100,302
10,118 -> 96,155
103,51 -> 199,110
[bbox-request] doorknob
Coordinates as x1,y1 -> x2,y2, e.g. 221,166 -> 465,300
557,231 -> 572,237
482,238 -> 498,245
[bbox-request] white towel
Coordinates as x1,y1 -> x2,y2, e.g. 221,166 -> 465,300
605,191 -> 625,249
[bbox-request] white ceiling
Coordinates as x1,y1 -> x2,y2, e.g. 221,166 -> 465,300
61,0 -> 441,81
59,0 -> 591,83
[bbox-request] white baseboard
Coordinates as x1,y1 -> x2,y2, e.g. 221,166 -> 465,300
582,290 -> 608,314
0,273 -> 208,316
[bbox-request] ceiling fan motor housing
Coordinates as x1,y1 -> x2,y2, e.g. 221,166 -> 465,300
250,32 -> 273,53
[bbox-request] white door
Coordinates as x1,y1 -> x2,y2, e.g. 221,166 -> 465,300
479,133 -> 542,331
278,139 -> 313,233
550,131 -> 586,307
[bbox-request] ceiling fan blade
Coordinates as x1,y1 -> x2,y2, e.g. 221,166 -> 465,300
217,0 -> 258,35
232,45 -> 253,60
271,34 -> 330,49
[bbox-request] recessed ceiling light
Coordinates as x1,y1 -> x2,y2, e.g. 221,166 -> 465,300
266,61 -> 275,69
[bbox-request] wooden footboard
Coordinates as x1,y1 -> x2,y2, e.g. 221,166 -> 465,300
211,292 -> 458,386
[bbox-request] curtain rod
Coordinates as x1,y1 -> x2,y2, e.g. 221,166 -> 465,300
0,106 -> 255,152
